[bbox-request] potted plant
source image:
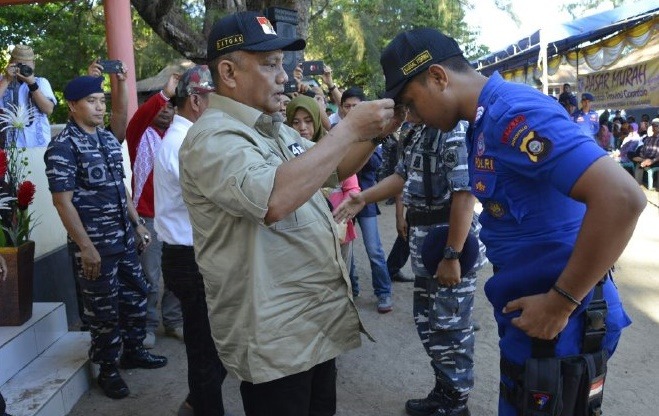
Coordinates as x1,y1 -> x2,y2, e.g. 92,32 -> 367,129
0,103 -> 38,326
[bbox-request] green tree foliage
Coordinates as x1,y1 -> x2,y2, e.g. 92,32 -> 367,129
0,1 -> 182,123
0,0 -> 488,120
305,0 -> 488,98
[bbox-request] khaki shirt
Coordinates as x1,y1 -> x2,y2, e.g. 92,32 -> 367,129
179,94 -> 364,383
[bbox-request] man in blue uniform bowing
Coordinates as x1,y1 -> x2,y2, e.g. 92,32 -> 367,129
379,28 -> 646,416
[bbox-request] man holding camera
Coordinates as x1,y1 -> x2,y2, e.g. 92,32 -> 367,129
0,44 -> 56,147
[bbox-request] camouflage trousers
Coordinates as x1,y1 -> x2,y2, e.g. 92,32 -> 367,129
73,247 -> 149,365
409,224 -> 477,397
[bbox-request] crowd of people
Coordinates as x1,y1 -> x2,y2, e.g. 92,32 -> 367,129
557,83 -> 659,189
0,10 -> 652,416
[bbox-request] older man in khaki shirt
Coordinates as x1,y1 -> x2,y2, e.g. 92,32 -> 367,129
179,11 -> 399,416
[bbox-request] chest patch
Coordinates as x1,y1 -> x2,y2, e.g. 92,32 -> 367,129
476,132 -> 485,156
485,201 -> 506,218
288,142 -> 305,156
475,156 -> 495,172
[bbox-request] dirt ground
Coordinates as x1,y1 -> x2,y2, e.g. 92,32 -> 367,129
68,192 -> 659,415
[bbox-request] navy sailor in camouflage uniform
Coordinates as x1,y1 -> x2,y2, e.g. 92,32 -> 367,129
334,119 -> 486,416
44,76 -> 167,400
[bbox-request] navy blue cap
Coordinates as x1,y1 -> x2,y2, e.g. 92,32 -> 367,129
581,93 -> 594,101
64,76 -> 104,101
207,11 -> 306,61
421,226 -> 480,277
380,28 -> 464,100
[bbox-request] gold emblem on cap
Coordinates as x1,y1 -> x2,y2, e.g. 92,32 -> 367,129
216,34 -> 244,51
402,50 -> 432,75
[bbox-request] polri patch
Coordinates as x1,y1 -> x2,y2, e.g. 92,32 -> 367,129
475,156 -> 495,172
519,131 -> 552,162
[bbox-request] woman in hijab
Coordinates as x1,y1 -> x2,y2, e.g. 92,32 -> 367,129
286,95 -> 360,283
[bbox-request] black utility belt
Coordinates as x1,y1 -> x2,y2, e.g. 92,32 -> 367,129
406,206 -> 450,227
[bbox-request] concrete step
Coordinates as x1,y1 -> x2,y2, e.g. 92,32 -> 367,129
0,303 -> 68,386
0,331 -> 91,416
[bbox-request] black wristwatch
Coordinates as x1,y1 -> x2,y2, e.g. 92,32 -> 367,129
443,246 -> 461,260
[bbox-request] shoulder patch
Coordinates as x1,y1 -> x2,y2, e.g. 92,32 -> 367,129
519,131 -> 553,162
501,115 -> 526,144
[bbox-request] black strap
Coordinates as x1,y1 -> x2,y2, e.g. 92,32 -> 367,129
421,128 -> 439,207
582,275 -> 609,353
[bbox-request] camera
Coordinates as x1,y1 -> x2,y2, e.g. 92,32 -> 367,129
15,63 -> 33,77
301,61 -> 325,76
98,59 -> 123,74
283,79 -> 298,94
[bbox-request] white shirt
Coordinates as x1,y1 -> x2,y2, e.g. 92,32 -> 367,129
328,111 -> 342,127
154,114 -> 194,246
0,77 -> 57,147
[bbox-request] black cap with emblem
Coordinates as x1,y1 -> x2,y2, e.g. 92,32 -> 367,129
380,28 -> 464,100
207,11 -> 306,61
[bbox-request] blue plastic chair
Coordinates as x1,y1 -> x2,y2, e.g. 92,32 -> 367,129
635,164 -> 659,190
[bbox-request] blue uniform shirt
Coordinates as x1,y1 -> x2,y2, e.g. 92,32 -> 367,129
468,72 -> 606,268
45,120 -> 134,256
571,108 -> 599,139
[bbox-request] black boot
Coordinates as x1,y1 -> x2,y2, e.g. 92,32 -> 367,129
405,389 -> 443,416
119,348 -> 168,369
97,364 -> 129,399
431,390 -> 470,416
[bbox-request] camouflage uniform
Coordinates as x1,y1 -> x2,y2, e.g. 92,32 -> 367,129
45,120 -> 148,366
395,121 -> 487,405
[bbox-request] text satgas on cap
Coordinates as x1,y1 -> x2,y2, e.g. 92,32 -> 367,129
216,34 -> 244,51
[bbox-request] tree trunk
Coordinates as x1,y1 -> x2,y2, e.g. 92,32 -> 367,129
131,0 -> 312,62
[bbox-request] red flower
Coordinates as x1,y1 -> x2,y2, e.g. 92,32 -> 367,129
16,181 -> 36,210
0,149 -> 7,178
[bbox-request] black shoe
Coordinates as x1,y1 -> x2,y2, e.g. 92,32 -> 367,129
431,390 -> 470,416
391,271 -> 415,282
97,367 -> 129,399
431,407 -> 470,416
405,391 -> 443,416
120,348 -> 168,369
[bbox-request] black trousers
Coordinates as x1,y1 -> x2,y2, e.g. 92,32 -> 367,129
240,359 -> 337,416
386,234 -> 410,275
161,243 -> 227,416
